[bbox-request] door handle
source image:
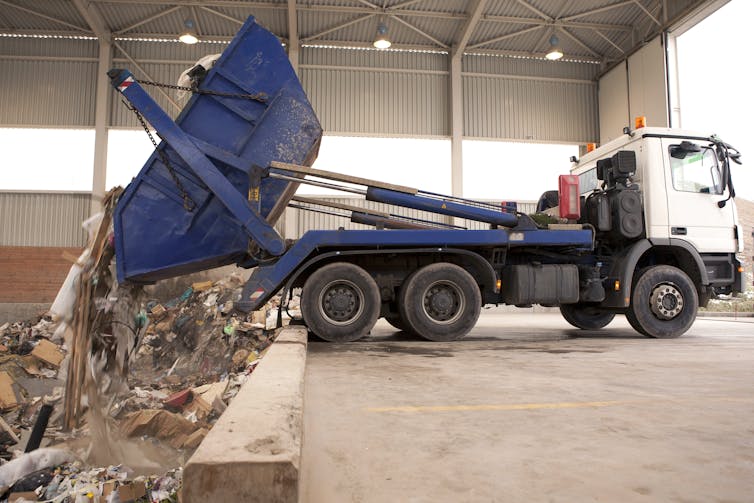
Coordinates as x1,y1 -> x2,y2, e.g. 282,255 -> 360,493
671,227 -> 687,235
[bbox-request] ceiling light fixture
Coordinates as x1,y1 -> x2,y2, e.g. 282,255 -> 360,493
545,34 -> 563,60
179,19 -> 199,45
373,21 -> 391,49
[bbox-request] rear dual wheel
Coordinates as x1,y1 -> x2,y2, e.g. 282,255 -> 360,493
301,262 -> 380,342
398,263 -> 481,342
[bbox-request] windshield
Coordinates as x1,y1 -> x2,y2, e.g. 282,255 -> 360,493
669,145 -> 722,194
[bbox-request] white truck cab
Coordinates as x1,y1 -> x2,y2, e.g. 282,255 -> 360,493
555,126 -> 745,338
571,127 -> 742,254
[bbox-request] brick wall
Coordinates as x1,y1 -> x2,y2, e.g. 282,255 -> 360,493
0,247 -> 84,303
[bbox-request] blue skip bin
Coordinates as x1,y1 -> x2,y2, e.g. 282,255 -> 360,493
111,16 -> 322,283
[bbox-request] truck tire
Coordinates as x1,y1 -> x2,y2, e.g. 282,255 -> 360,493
560,304 -> 615,330
627,265 -> 698,339
398,263 -> 481,342
301,262 -> 380,342
624,306 -> 650,337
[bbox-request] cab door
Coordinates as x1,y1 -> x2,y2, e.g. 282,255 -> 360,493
662,138 -> 736,253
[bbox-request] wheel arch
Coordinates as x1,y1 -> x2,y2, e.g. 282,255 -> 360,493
604,238 -> 708,308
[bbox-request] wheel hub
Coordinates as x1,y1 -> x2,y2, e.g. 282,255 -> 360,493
422,281 -> 464,324
320,280 -> 364,325
649,283 -> 683,320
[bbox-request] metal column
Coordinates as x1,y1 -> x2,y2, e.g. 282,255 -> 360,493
450,54 -> 463,198
91,38 -> 112,214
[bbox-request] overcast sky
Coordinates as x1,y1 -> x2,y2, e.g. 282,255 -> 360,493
1,0 -> 750,201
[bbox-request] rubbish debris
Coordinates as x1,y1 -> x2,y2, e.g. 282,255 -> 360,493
0,447 -> 74,489
30,340 -> 64,369
0,372 -> 18,411
0,187 -> 302,500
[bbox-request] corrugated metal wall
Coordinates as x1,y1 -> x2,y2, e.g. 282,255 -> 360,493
289,195 -> 536,235
109,39 -> 228,128
0,38 -> 98,127
0,192 -> 91,246
300,47 -> 449,137
1,37 -> 600,141
463,55 -> 599,143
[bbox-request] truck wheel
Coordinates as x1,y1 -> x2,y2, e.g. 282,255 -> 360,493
628,265 -> 698,339
560,304 -> 615,330
624,306 -> 650,337
398,263 -> 481,342
301,262 -> 380,342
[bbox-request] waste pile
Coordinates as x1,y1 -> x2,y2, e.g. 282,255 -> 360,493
0,188 -> 301,502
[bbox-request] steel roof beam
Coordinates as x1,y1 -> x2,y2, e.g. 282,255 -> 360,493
633,0 -> 662,26
468,24 -> 541,50
198,6 -> 244,26
388,0 -> 425,11
482,16 -> 631,32
557,26 -> 601,57
354,0 -> 380,10
114,5 -> 181,35
72,0 -> 111,38
515,0 -> 552,21
112,40 -> 181,112
452,0 -> 488,58
302,13 -> 376,42
593,28 -> 625,53
1,0 -> 90,33
390,14 -> 449,49
561,0 -> 634,22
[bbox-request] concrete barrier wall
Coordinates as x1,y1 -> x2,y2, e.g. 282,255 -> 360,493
182,326 -> 308,503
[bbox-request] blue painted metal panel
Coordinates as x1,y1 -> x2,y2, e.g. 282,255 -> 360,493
111,16 -> 322,283
238,227 -> 593,311
366,187 -> 519,227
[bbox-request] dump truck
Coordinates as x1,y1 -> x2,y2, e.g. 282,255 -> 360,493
107,16 -> 745,343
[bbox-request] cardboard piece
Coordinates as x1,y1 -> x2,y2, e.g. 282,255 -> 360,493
0,371 -> 18,410
184,395 -> 212,422
8,492 -> 38,502
191,281 -> 213,292
121,409 -> 198,449
196,380 -> 228,407
183,427 -> 208,449
31,340 -> 64,368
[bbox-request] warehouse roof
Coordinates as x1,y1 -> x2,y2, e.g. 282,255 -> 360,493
0,0 -> 710,63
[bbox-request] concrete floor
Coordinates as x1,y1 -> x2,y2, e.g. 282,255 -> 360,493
300,311 -> 754,503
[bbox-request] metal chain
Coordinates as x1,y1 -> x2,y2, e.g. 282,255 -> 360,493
122,77 -> 267,212
136,79 -> 268,103
127,102 -> 197,211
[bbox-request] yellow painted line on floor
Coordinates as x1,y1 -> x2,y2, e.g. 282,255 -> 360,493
365,400 -> 631,413
365,396 -> 754,414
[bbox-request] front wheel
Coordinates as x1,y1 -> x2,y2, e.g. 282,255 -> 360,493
301,262 -> 381,342
398,263 -> 481,341
627,265 -> 698,339
560,304 -> 615,330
